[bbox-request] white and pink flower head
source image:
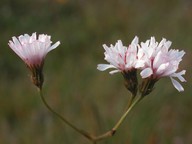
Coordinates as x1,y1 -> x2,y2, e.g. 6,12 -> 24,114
97,36 -> 139,74
138,37 -> 186,95
97,36 -> 186,97
8,32 -> 60,89
97,37 -> 140,96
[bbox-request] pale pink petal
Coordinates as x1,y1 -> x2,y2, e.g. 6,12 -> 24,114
170,70 -> 186,82
140,68 -> 153,78
49,41 -> 61,52
160,66 -> 177,77
103,44 -> 109,52
109,69 -> 121,74
135,60 -> 145,68
164,40 -> 172,49
156,63 -> 169,75
158,38 -> 166,47
30,33 -> 37,42
131,36 -> 139,44
97,64 -> 116,71
170,77 -> 184,92
153,51 -> 163,68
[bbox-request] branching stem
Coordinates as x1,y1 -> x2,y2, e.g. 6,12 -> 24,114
92,95 -> 143,142
39,88 -> 143,143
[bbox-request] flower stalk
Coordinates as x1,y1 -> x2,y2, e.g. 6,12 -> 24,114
38,88 -> 95,142
38,87 -> 143,144
112,95 -> 142,131
91,94 -> 143,143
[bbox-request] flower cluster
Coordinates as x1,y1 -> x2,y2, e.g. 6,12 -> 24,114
97,37 -> 186,96
8,33 -> 186,95
8,33 -> 60,89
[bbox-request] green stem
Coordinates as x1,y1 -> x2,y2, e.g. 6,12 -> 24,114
112,96 -> 142,131
38,88 -> 143,143
93,95 -> 143,142
126,94 -> 135,110
38,89 -> 94,141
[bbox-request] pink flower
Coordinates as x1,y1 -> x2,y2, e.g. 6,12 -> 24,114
97,37 -> 140,96
138,37 -> 186,92
8,32 -> 60,88
8,33 -> 60,68
97,36 -> 139,74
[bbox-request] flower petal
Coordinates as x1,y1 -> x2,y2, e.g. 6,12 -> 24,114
156,63 -> 169,75
170,77 -> 184,92
140,68 -> 153,78
97,64 -> 116,71
131,36 -> 139,45
109,69 -> 121,74
135,60 -> 145,68
170,70 -> 186,82
49,41 -> 61,52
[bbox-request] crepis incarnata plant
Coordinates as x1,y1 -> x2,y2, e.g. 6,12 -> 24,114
8,33 -> 186,144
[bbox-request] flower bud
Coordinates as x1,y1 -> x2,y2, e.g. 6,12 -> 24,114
122,69 -> 138,96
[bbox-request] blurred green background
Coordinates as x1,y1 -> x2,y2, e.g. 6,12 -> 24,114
0,0 -> 192,143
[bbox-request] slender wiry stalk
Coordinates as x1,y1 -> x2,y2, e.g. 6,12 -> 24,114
38,88 -> 94,142
92,95 -> 143,142
112,95 -> 142,131
126,93 -> 136,110
38,88 -> 143,143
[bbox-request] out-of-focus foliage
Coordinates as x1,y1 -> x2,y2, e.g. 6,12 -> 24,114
0,0 -> 192,143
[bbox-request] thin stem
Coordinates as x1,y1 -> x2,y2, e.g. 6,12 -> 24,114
93,95 -> 143,142
126,93 -> 135,110
38,88 -> 94,141
38,88 -> 143,143
112,95 -> 142,131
